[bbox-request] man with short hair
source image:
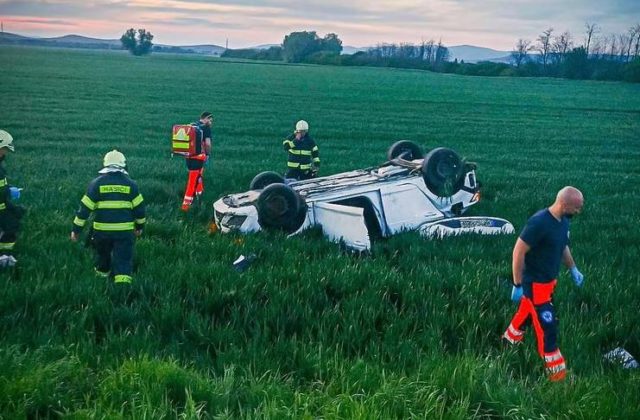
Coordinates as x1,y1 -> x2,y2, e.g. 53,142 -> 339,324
71,150 -> 146,284
503,186 -> 585,382
181,111 -> 213,211
0,130 -> 25,267
283,120 -> 320,181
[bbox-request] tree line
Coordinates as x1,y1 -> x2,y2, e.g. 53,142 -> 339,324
509,23 -> 640,81
125,24 -> 640,83
222,25 -> 640,83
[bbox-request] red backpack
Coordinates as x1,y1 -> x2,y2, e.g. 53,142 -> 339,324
171,124 -> 202,157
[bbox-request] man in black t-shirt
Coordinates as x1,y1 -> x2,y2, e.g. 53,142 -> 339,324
503,186 -> 585,382
181,112 -> 213,211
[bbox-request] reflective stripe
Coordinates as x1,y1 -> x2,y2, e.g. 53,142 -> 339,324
94,268 -> 109,277
288,149 -> 312,156
283,140 -> 295,148
81,195 -> 96,210
287,162 -> 312,169
93,221 -> 135,231
0,242 -> 15,250
0,203 -> 5,210
131,194 -> 144,208
544,350 -> 563,362
114,274 -> 132,284
73,216 -> 86,227
135,218 -> 146,224
312,146 -> 319,152
99,185 -> 131,194
547,362 -> 566,374
95,201 -> 133,209
0,178 -> 6,187
313,157 -> 320,163
508,325 -> 524,336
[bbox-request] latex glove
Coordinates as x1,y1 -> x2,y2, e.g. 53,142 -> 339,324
570,266 -> 584,287
9,186 -> 21,200
511,285 -> 523,302
204,155 -> 210,166
70,232 -> 79,242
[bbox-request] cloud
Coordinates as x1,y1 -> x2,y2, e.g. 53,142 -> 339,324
0,0 -> 637,48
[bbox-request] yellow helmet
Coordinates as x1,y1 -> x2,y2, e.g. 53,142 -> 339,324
103,149 -> 126,168
295,120 -> 309,132
0,130 -> 15,152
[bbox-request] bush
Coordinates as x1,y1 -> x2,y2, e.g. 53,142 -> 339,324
622,58 -> 640,83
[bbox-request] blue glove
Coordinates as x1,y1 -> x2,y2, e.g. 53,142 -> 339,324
511,285 -> 523,302
570,266 -> 584,287
9,186 -> 21,201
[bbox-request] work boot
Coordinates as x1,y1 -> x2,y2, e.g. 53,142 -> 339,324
94,268 -> 110,278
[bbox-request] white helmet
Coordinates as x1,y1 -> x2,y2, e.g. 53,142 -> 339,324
295,120 -> 309,132
103,149 -> 126,168
0,130 -> 14,152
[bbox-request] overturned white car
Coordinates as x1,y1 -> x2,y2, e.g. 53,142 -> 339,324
213,141 -> 514,251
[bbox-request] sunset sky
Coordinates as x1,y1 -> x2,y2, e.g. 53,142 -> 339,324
1,0 -> 638,50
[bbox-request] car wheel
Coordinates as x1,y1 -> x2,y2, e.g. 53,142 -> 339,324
387,140 -> 423,161
250,171 -> 285,190
257,184 -> 306,233
421,147 -> 465,197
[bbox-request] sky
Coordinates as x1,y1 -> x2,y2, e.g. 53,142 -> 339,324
0,0 -> 638,50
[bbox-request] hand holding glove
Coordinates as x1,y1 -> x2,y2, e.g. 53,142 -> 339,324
570,266 -> 584,287
511,285 -> 523,302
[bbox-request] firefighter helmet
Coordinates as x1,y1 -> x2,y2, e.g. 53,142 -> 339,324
0,130 -> 15,152
295,120 -> 309,132
103,149 -> 126,168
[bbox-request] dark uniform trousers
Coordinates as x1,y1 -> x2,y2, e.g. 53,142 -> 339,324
93,234 -> 135,283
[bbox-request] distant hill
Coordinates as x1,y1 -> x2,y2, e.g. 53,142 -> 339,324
342,45 -> 367,55
448,45 -> 512,63
251,44 -> 280,50
0,32 -> 225,55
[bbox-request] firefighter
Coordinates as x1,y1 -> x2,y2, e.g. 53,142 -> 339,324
70,150 -> 146,284
181,111 -> 213,211
503,186 -> 585,382
283,120 -> 320,180
0,130 -> 25,267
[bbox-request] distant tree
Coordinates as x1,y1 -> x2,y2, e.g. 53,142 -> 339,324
584,22 -> 599,56
536,28 -> 554,71
282,31 -> 321,62
321,33 -> 343,54
551,31 -> 572,66
120,28 -> 154,56
511,38 -> 533,68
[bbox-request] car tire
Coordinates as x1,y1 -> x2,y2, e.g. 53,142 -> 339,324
387,140 -> 423,161
250,171 -> 285,190
421,147 -> 465,197
257,184 -> 307,233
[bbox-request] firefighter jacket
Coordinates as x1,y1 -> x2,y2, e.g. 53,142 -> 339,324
0,163 -> 18,214
73,170 -> 145,238
283,133 -> 320,172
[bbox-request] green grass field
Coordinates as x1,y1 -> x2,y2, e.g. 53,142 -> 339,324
1,46 -> 639,418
